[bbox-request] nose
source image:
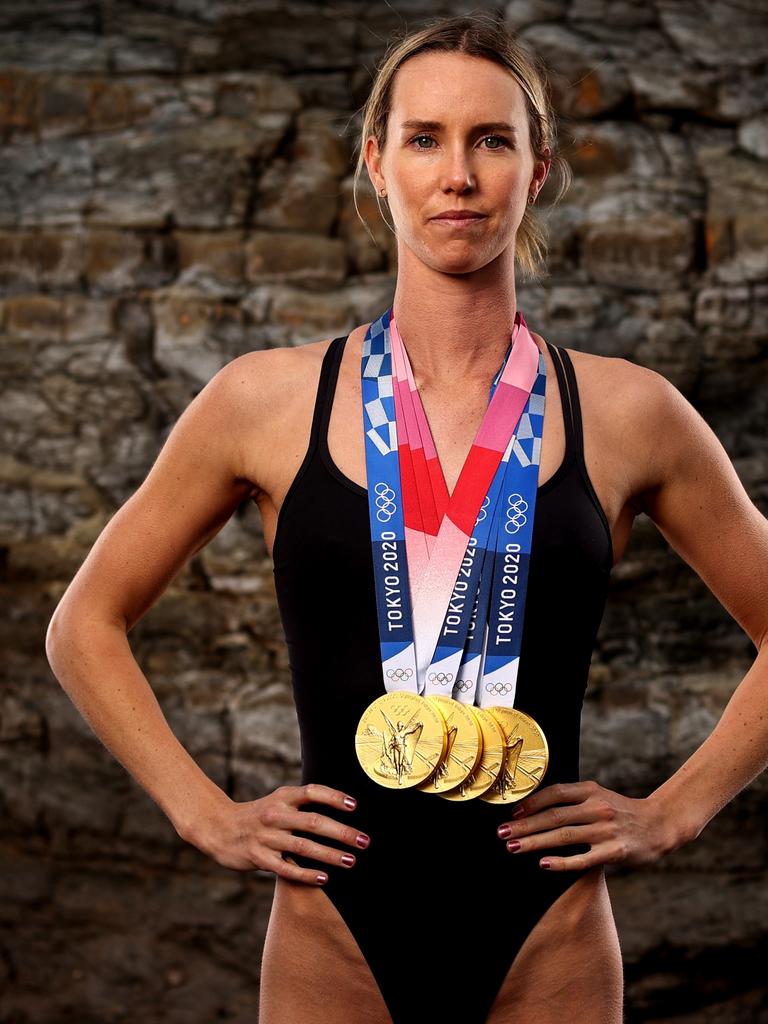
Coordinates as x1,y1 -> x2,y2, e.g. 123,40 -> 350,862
439,148 -> 477,194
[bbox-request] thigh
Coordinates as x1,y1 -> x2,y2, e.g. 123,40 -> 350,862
259,859 -> 393,1024
487,866 -> 624,1024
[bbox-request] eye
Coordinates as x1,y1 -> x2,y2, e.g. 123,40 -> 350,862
407,133 -> 512,151
482,134 -> 511,150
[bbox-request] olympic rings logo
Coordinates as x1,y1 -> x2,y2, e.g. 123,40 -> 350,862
484,681 -> 513,695
505,493 -> 528,534
476,495 -> 491,524
455,678 -> 473,692
386,668 -> 413,681
375,482 -> 397,522
427,671 -> 454,686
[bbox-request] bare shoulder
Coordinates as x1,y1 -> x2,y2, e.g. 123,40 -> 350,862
560,347 -> 768,651
558,343 -> 643,389
537,339 -> 682,517
564,344 -> 666,420
221,336 -> 333,411
563,344 -> 727,511
221,336 -> 336,496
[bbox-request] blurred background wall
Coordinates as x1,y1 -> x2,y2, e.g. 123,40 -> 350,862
2,1 -> 767,1021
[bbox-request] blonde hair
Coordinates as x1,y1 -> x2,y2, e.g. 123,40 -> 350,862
351,11 -> 572,282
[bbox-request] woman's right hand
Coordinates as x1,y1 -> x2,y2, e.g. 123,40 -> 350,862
184,784 -> 371,884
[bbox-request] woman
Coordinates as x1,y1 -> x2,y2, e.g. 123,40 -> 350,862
46,14 -> 768,1024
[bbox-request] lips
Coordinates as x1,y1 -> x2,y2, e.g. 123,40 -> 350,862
433,213 -> 486,220
431,213 -> 487,228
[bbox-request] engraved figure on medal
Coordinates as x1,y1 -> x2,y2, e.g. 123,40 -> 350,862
366,711 -> 423,783
355,691 -> 447,788
418,695 -> 483,794
480,707 -> 548,804
429,721 -> 458,787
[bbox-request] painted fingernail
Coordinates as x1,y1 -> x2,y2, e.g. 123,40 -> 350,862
507,840 -> 522,852
316,872 -> 328,884
344,796 -> 356,809
540,859 -> 551,869
497,824 -> 512,838
512,806 -> 526,818
356,834 -> 370,848
341,854 -> 355,866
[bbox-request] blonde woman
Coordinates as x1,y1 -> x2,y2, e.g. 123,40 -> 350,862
47,13 -> 768,1024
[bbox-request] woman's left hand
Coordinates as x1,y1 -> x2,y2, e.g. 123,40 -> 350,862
496,780 -> 689,871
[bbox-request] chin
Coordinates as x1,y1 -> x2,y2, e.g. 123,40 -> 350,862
422,251 -> 480,273
402,233 -> 494,274
435,244 -> 501,274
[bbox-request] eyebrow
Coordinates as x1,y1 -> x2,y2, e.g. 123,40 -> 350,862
399,118 -> 518,137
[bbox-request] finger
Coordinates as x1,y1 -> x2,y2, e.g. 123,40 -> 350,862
536,849 -> 599,871
504,823 -> 599,857
500,799 -> 607,840
275,850 -> 331,886
283,783 -> 358,812
279,806 -> 369,852
511,780 -> 601,818
284,833 -> 358,870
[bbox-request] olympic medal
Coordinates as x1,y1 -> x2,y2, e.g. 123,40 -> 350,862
439,704 -> 506,801
355,690 -> 447,789
416,695 -> 483,794
479,707 -> 548,804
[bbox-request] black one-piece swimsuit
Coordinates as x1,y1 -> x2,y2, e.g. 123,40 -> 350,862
271,332 -> 614,1023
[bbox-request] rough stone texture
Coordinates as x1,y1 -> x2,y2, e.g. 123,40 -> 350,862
1,1 -> 767,1021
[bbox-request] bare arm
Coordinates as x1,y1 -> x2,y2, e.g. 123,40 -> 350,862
45,345 -> 368,883
490,360 -> 768,872
45,355 -> 258,838
631,365 -> 768,843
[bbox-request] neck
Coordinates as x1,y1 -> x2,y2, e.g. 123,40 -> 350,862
390,270 -> 526,388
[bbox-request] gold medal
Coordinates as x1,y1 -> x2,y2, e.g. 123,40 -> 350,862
438,704 -> 506,801
354,690 -> 447,789
416,695 -> 483,794
479,706 -> 548,804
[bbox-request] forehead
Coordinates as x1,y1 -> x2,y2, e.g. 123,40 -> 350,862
389,51 -> 526,124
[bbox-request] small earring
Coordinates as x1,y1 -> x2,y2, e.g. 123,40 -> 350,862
380,187 -> 387,197
528,194 -> 535,204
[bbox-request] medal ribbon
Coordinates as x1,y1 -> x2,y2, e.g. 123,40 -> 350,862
361,306 -> 545,705
454,358 -> 547,708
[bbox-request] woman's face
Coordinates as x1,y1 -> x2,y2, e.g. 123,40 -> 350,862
366,51 -> 550,275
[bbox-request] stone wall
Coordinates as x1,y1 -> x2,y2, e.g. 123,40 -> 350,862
2,1 -> 767,1021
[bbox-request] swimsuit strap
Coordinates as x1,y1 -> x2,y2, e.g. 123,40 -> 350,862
311,334 -> 347,454
556,345 -> 587,460
544,340 -> 612,561
544,339 -> 579,457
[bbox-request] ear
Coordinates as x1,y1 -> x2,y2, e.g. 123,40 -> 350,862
533,144 -> 553,192
364,135 -> 385,195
